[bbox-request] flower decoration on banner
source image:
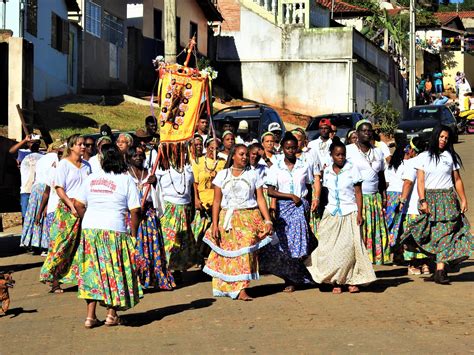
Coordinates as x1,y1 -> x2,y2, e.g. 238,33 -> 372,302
200,66 -> 218,80
152,55 -> 165,67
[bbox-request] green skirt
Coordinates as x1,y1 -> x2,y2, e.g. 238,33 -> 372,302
400,189 -> 472,264
160,202 -> 200,271
362,193 -> 391,265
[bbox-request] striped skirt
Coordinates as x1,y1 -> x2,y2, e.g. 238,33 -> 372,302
160,202 -> 199,271
77,228 -> 142,310
362,193 -> 391,265
400,189 -> 472,264
39,200 -> 81,284
20,183 -> 48,249
203,209 -> 272,299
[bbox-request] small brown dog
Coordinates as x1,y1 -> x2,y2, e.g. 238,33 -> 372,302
0,271 -> 15,315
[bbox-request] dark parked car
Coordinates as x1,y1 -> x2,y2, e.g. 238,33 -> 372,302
213,105 -> 286,140
397,105 -> 458,143
306,112 -> 364,142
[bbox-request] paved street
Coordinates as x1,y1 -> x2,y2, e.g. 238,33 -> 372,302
1,137 -> 474,354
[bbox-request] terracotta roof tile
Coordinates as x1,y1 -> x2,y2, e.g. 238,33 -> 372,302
436,11 -> 474,19
316,0 -> 371,14
435,12 -> 459,25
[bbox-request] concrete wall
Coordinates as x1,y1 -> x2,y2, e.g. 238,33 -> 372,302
140,0 -> 209,55
24,0 -> 74,101
78,0 -> 128,91
441,51 -> 474,92
8,37 -> 24,140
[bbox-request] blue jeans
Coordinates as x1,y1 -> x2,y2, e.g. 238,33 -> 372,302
20,193 -> 30,218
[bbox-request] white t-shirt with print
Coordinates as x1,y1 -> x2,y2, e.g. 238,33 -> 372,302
402,155 -> 421,216
77,172 -> 140,232
346,144 -> 384,194
385,160 -> 408,193
156,165 -> 194,204
34,153 -> 58,185
213,168 -> 263,210
323,161 -> 362,216
265,157 -> 314,198
20,152 -> 43,193
416,151 -> 460,190
54,159 -> 91,199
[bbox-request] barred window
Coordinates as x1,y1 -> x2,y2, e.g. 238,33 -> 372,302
104,11 -> 124,47
86,0 -> 101,38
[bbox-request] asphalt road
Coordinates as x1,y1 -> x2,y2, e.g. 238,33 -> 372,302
1,136 -> 473,354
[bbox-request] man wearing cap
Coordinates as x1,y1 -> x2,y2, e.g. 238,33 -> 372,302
236,120 -> 257,146
268,122 -> 283,152
308,118 -> 333,170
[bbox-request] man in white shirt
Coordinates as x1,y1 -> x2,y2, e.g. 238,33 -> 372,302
268,122 -> 283,152
308,118 -> 333,170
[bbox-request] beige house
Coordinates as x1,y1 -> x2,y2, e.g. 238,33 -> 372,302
127,0 -> 222,56
126,0 -> 222,91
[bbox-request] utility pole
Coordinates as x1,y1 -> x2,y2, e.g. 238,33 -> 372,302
164,0 -> 177,63
408,0 -> 416,108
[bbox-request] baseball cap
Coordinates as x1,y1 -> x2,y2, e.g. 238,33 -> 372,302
99,124 -> 112,137
319,118 -> 332,128
268,122 -> 282,132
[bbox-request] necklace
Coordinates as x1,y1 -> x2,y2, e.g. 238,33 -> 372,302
169,168 -> 186,195
204,156 -> 219,177
356,143 -> 374,164
130,167 -> 145,190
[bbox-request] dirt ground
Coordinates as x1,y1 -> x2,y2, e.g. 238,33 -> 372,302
1,138 -> 473,354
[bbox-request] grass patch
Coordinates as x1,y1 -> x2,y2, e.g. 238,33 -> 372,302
36,95 -> 153,140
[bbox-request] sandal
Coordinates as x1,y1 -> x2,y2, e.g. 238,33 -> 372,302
421,264 -> 430,275
408,266 -> 421,275
49,285 -> 64,294
332,286 -> 342,294
348,285 -> 360,293
84,317 -> 100,329
105,314 -> 122,326
237,290 -> 253,301
283,285 -> 296,293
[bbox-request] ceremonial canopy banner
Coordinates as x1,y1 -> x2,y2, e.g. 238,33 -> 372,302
158,70 -> 206,143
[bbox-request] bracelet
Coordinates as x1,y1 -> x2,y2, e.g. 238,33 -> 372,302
399,197 -> 407,204
314,197 -> 320,201
419,198 -> 426,204
264,220 -> 273,225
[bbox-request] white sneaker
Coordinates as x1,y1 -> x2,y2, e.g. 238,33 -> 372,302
40,251 -> 48,257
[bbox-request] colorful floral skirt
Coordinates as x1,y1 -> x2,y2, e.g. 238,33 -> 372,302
191,207 -> 212,262
160,202 -> 199,271
39,200 -> 81,284
77,228 -> 142,310
20,183 -> 48,249
402,214 -> 428,261
203,209 -> 272,299
362,193 -> 391,265
306,211 -> 376,285
385,191 -> 407,247
276,199 -> 312,259
135,208 -> 175,290
400,189 -> 472,264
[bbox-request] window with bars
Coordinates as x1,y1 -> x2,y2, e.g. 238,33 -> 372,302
26,0 -> 38,37
104,11 -> 124,47
86,0 -> 101,38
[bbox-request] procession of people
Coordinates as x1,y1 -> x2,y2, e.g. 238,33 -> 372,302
9,114 -> 473,327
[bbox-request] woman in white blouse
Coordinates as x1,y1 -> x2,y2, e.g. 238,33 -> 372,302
203,144 -> 273,301
157,160 -> 199,283
306,139 -> 376,293
346,120 -> 390,265
404,125 -> 471,284
40,134 -> 91,293
266,132 -> 320,292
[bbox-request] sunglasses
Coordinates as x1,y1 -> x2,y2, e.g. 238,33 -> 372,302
85,143 -> 94,148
